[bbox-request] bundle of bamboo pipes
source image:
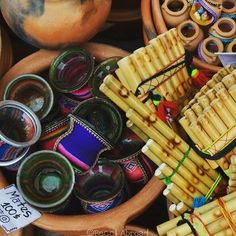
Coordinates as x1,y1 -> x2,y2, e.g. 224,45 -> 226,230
227,155 -> 236,194
114,28 -> 192,108
156,191 -> 236,236
99,72 -> 223,212
179,69 -> 236,158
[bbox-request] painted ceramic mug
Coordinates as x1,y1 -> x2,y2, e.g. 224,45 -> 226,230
49,47 -> 94,99
17,150 -> 75,213
0,100 -> 41,167
73,97 -> 123,144
101,128 -> 155,185
3,74 -> 54,120
74,159 -> 127,213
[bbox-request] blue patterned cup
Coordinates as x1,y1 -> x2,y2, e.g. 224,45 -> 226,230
0,100 -> 41,167
74,159 -> 127,213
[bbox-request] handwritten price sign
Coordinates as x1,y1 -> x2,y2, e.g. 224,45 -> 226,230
0,185 -> 41,234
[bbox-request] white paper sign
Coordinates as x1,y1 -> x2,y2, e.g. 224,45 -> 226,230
0,185 -> 41,234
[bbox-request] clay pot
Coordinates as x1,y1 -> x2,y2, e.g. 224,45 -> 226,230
222,0 -> 236,16
0,44 -> 165,235
161,0 -> 190,27
177,20 -> 204,52
0,27 -> 13,77
209,17 -> 236,42
226,39 -> 236,52
198,37 -> 224,65
0,0 -> 112,49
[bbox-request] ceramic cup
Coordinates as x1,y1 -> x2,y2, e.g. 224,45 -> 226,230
226,39 -> 236,52
73,97 -> 123,144
0,100 -> 41,167
74,159 -> 126,213
54,114 -> 112,174
101,128 -> 155,185
198,37 -> 224,65
3,74 -> 54,120
209,17 -> 236,43
17,150 -> 75,213
49,48 -> 94,96
161,0 -> 190,27
177,20 -> 204,52
89,57 -> 121,98
221,0 -> 236,17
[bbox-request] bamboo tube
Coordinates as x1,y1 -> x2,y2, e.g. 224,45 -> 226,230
115,68 -> 130,90
198,95 -> 210,109
211,98 -> 235,129
197,114 -> 220,141
176,202 -> 189,214
204,106 -> 228,135
145,44 -> 163,71
167,197 -> 236,235
117,56 -> 142,93
189,121 -> 213,148
205,88 -> 217,101
214,228 -> 234,236
200,85 -> 210,94
169,204 -> 180,217
206,211 -> 236,235
142,145 -> 162,166
229,85 -> 236,101
163,188 -> 180,205
104,74 -> 218,180
178,116 -> 204,150
206,78 -> 217,89
215,158 -> 230,172
230,174 -> 236,181
157,192 -> 236,236
181,104 -> 190,115
168,183 -> 193,208
216,88 -> 236,119
184,109 -> 197,123
191,103 -> 203,116
222,74 -> 236,89
214,82 -> 227,92
207,159 -> 219,169
194,91 -> 203,100
228,179 -> 236,186
126,120 -> 149,142
147,139 -> 211,194
227,186 -> 236,194
159,163 -> 202,197
99,83 -> 130,112
155,168 -> 166,180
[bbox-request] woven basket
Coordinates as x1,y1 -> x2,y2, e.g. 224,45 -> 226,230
141,0 -> 222,73
0,43 -> 165,235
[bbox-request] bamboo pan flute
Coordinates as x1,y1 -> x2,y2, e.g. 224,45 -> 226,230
156,191 -> 236,236
114,28 -> 192,109
99,30 -> 225,214
179,67 -> 236,163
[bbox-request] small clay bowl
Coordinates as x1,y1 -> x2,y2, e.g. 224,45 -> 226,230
3,74 -> 54,120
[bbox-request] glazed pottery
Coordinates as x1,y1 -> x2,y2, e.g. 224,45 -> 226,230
74,159 -> 126,213
17,150 -> 75,212
177,20 -> 204,52
226,39 -> 236,52
0,0 -> 112,49
54,114 -> 112,173
3,74 -> 54,120
161,0 -> 190,27
198,37 -> 224,65
101,127 -> 155,185
209,17 -> 236,43
89,57 -> 121,98
0,27 -> 13,77
190,0 -> 222,26
221,0 -> 236,17
73,97 -> 123,144
49,48 -> 94,94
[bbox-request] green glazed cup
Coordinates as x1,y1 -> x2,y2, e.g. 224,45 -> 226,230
17,150 -> 75,213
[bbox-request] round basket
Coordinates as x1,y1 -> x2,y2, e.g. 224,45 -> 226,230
141,0 -> 222,73
0,43 -> 165,235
